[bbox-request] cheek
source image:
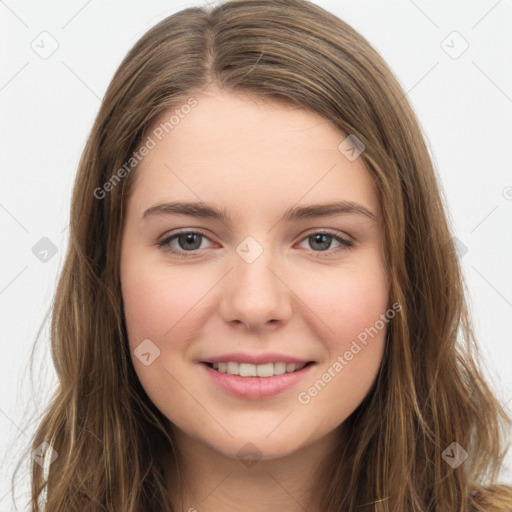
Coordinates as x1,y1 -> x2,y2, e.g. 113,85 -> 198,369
295,267 -> 390,416
120,261 -> 208,418
331,272 -> 389,340
297,256 -> 389,347
121,260 -> 207,347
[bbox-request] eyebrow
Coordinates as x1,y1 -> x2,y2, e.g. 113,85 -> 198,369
141,200 -> 376,223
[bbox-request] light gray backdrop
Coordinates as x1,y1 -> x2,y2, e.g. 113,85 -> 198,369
1,0 -> 511,509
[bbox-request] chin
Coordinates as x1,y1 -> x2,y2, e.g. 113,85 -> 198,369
215,438 -> 303,464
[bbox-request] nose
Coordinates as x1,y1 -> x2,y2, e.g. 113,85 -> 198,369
218,242 -> 293,333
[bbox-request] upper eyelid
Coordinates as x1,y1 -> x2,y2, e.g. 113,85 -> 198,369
158,228 -> 215,245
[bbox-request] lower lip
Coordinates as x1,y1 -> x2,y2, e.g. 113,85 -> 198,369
200,362 -> 315,400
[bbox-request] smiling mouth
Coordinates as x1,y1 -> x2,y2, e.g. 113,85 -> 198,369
204,361 -> 315,378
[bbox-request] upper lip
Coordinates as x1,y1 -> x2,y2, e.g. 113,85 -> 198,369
202,353 -> 314,365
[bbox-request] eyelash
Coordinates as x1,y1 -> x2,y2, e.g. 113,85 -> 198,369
156,229 -> 355,258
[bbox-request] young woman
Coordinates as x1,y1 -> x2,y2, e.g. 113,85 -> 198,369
14,0 -> 512,510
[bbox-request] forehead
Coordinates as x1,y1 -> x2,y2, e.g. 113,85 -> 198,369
127,88 -> 379,221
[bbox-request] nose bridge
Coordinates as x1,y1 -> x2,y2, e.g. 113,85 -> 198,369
234,234 -> 281,301
220,234 -> 292,328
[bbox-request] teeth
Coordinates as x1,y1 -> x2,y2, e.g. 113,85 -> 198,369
274,362 -> 287,375
227,361 -> 239,375
256,363 -> 273,377
210,361 -> 307,377
286,363 -> 296,373
239,363 -> 257,377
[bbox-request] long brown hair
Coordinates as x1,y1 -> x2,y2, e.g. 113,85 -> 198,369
11,0 -> 512,510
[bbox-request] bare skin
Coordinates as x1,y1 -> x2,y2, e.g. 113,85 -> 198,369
120,86 -> 389,512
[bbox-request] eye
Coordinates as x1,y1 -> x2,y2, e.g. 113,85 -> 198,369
296,230 -> 354,256
157,230 -> 215,257
157,229 -> 354,258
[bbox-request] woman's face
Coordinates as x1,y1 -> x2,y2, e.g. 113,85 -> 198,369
120,87 -> 390,461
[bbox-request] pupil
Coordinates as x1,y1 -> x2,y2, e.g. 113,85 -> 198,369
180,233 -> 201,250
311,234 -> 330,251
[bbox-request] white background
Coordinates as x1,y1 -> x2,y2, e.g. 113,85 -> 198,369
1,0 -> 511,509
